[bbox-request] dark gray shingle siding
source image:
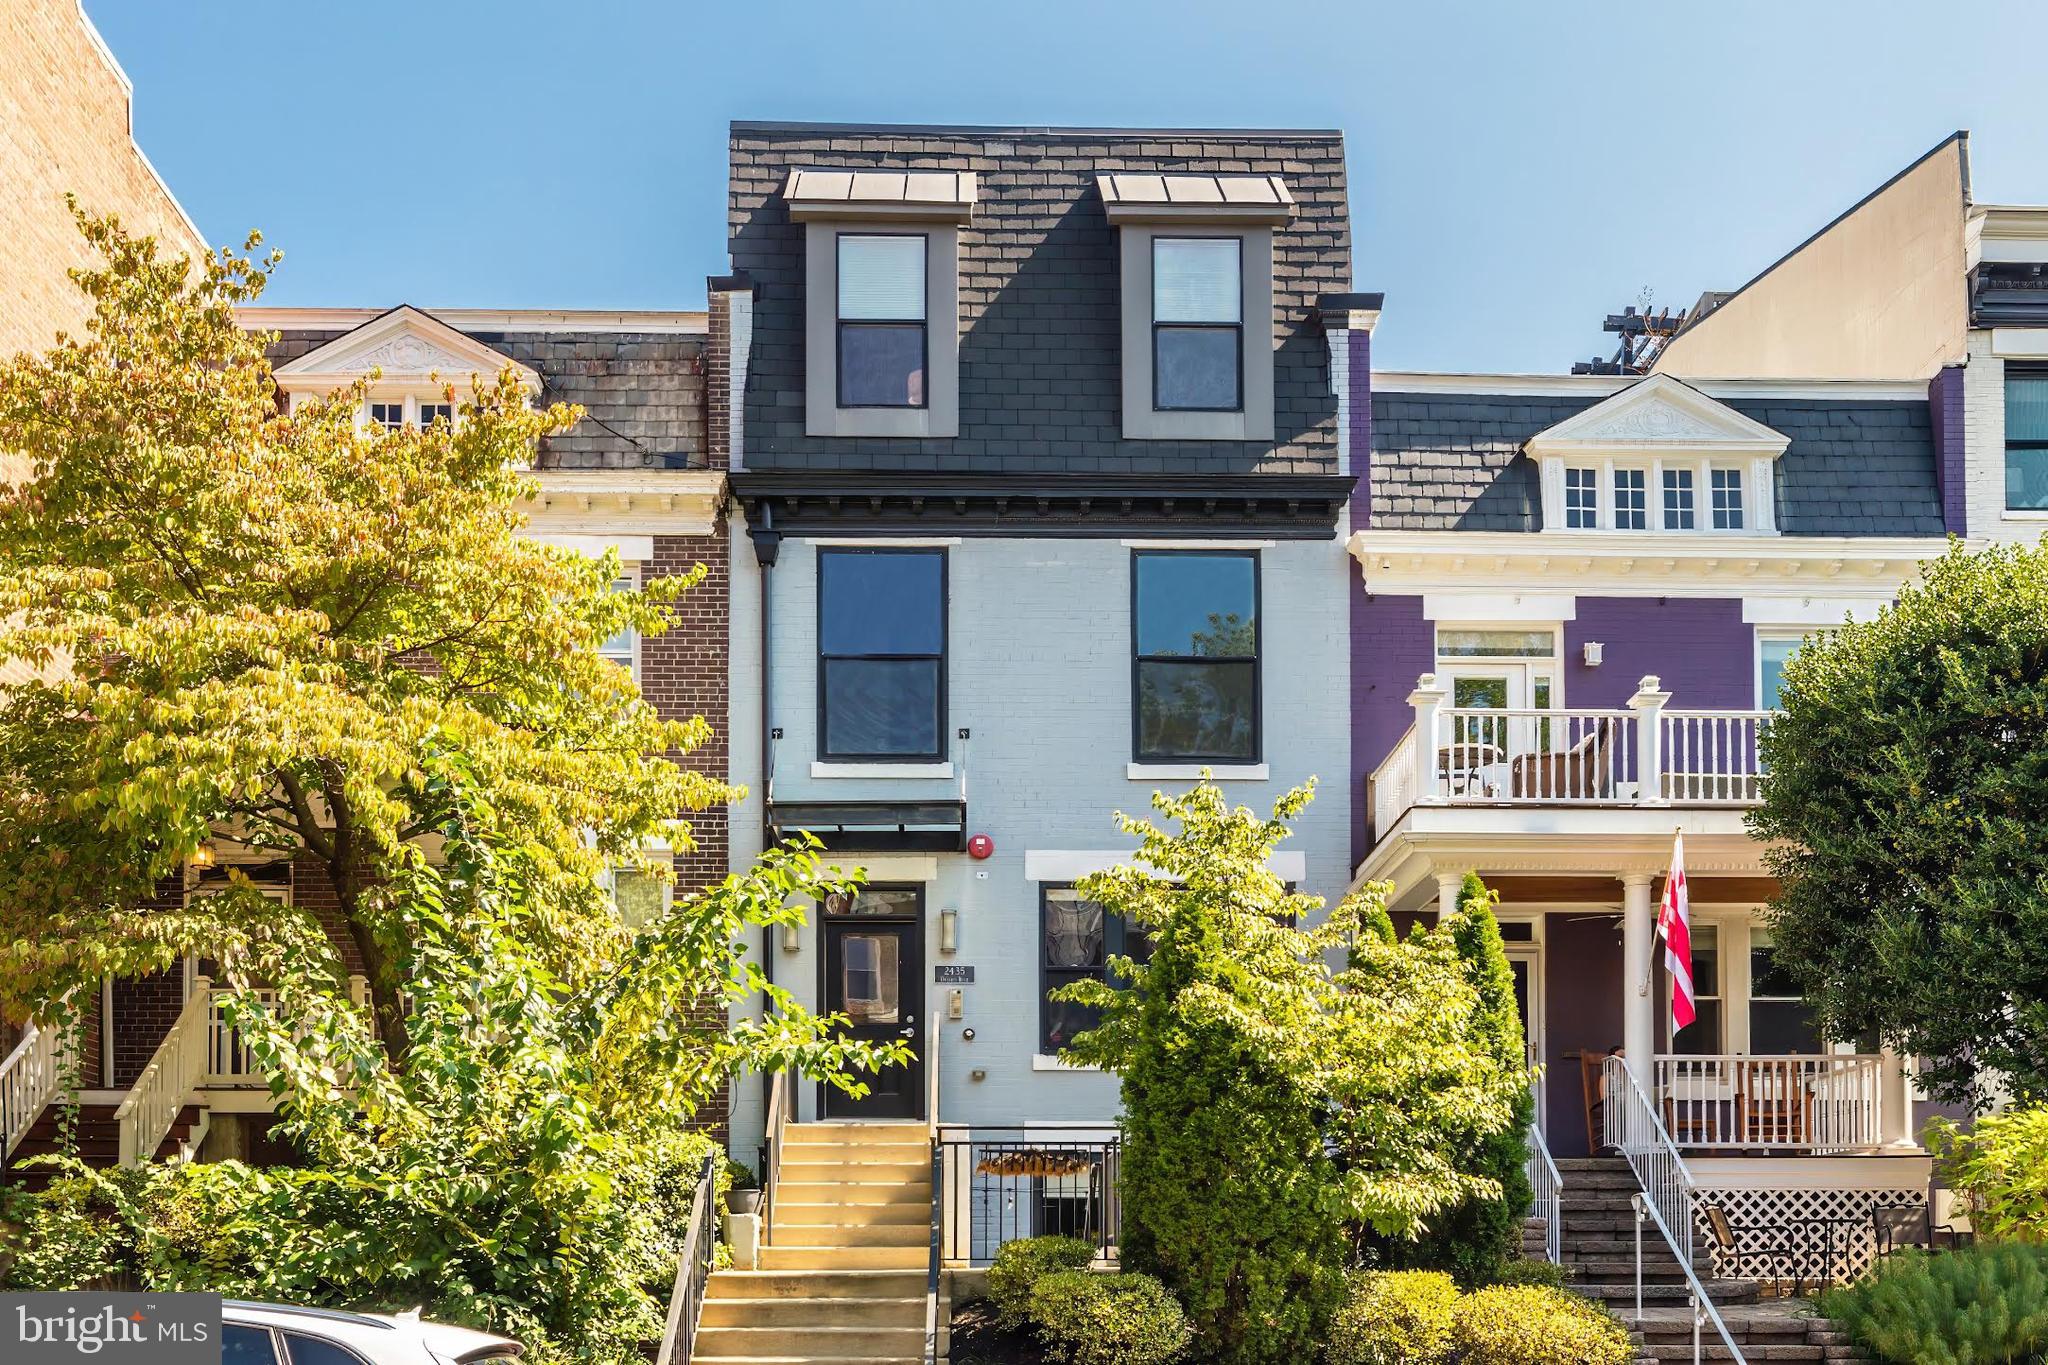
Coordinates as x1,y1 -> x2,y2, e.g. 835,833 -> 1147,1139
728,126 -> 1349,475
1368,392 -> 1943,537
266,327 -> 705,470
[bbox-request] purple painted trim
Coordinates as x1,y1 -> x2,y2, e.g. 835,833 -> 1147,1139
1930,366 -> 1966,536
1348,328 -> 1372,526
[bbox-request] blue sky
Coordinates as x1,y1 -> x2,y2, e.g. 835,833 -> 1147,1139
89,0 -> 2048,373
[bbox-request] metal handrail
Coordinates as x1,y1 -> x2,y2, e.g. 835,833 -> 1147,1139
1604,1057 -> 1747,1365
654,1153 -> 720,1365
1526,1120 -> 1564,1265
923,987 -> 943,1365
758,1067 -> 791,1246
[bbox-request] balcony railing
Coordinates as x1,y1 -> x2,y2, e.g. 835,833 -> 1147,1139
1654,1053 -> 1886,1154
206,977 -> 372,1085
1368,674 -> 1771,831
937,1125 -> 1120,1265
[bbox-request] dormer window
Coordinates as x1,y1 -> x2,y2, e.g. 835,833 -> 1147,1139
786,168 -> 971,439
1527,374 -> 1787,537
272,307 -> 540,441
1153,238 -> 1242,412
836,234 -> 927,408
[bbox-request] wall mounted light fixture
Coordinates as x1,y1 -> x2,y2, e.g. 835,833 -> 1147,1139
1582,641 -> 1605,667
781,918 -> 802,954
939,906 -> 959,954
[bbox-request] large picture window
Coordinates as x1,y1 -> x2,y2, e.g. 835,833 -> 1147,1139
1152,238 -> 1242,412
1132,551 -> 1259,763
837,234 -> 927,408
1749,928 -> 1823,1054
818,548 -> 946,760
1040,886 -> 1151,1055
2007,371 -> 2048,510
1665,923 -> 1722,1055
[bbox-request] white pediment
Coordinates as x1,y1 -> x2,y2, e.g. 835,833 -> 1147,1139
273,305 -> 540,394
1525,373 -> 1789,459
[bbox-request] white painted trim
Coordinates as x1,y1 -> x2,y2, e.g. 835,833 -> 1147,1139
1119,538 -> 1279,549
817,854 -> 940,884
1992,328 -> 2048,359
1526,374 -> 1790,460
1422,592 -> 1576,623
809,761 -> 955,779
1741,597 -> 1886,625
1032,1054 -> 1104,1073
273,306 -> 542,394
241,306 -> 708,334
807,537 -> 964,548
528,533 -> 655,561
1372,371 -> 1931,402
1687,1155 -> 1933,1190
1126,762 -> 1270,782
1025,848 -> 1306,883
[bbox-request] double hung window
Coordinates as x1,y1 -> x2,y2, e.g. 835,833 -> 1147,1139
1132,551 -> 1259,763
2009,371 -> 2048,509
818,549 -> 947,760
1152,238 -> 1242,412
837,234 -> 927,408
1040,886 -> 1151,1054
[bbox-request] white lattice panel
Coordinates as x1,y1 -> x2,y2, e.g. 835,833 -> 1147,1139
1695,1185 -> 1924,1284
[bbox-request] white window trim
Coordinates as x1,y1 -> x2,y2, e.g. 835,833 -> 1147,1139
1432,621 -> 1567,708
1754,625 -> 1838,710
1126,762 -> 1269,782
599,566 -> 642,679
1540,454 -> 1777,535
604,860 -> 674,929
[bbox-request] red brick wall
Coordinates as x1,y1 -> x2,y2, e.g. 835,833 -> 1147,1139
106,875 -> 187,1087
289,854 -> 368,976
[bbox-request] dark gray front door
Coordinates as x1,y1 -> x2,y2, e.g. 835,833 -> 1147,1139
822,898 -> 924,1120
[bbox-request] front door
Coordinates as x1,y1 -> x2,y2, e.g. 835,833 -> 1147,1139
822,888 -> 925,1120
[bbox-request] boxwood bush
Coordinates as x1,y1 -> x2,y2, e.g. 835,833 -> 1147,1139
986,1235 -> 1098,1329
1452,1284 -> 1634,1365
1819,1243 -> 2048,1364
1325,1270 -> 1458,1365
1028,1269 -> 1191,1365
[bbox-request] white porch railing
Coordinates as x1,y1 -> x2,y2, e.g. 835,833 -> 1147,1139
1,1022 -> 71,1161
1604,1055 -> 1748,1365
1380,673 -> 1772,818
115,978 -> 213,1167
1654,1053 -> 1885,1154
206,976 -> 370,1085
1526,1120 -> 1563,1265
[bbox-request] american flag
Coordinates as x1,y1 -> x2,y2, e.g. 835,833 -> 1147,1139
1657,832 -> 1695,1034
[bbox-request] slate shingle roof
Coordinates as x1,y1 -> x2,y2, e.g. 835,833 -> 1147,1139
728,122 -> 1350,475
1367,391 -> 1943,537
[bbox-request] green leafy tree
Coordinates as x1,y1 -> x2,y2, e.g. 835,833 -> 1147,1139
1055,782 -> 1527,1364
1751,540 -> 2048,1104
1392,873 -> 1534,1284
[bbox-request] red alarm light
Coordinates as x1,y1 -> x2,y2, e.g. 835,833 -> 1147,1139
967,833 -> 995,860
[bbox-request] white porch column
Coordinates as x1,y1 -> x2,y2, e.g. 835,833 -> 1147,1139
1627,675 -> 1670,805
1410,673 -> 1447,805
1622,872 -> 1657,1089
1435,871 -> 1464,923
1880,1047 -> 1917,1149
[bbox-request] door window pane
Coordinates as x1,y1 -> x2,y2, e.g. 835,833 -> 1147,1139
1438,629 -> 1556,659
819,550 -> 945,760
842,933 -> 900,1024
825,886 -> 922,918
611,870 -> 666,929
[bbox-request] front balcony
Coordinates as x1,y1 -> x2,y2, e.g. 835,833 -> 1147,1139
1651,1053 -> 1892,1155
1369,673 -> 1770,841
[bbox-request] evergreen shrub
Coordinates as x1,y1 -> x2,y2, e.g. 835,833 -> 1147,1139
1820,1243 -> 2048,1364
986,1235 -> 1097,1329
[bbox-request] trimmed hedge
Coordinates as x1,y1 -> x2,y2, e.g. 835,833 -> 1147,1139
986,1235 -> 1097,1329
1028,1270 -> 1190,1365
1452,1284 -> 1634,1365
1325,1270 -> 1458,1365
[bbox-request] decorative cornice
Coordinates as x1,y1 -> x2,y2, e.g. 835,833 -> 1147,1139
1525,373 -> 1790,460
1372,372 -> 1931,402
523,470 -> 725,537
730,472 -> 1356,540
273,306 -> 541,394
1348,528 -> 1948,599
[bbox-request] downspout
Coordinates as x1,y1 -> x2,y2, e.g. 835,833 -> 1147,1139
749,504 -> 781,1121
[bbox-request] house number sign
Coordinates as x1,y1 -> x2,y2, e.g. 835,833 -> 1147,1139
934,965 -> 976,983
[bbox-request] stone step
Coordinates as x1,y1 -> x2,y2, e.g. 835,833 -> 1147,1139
699,1296 -> 924,1330
1581,1280 -> 1761,1306
780,1158 -> 931,1184
776,1182 -> 930,1207
760,1245 -> 927,1272
693,1325 -> 924,1360
776,1201 -> 929,1228
707,1270 -> 927,1301
784,1121 -> 927,1144
771,1222 -> 928,1249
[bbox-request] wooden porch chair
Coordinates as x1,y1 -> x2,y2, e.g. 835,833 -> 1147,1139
1510,718 -> 1612,800
1577,1050 -> 1612,1153
1735,1060 -> 1813,1148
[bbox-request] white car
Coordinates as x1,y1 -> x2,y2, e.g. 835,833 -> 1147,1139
221,1301 -> 523,1365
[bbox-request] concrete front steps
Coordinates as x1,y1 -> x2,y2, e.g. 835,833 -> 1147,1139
695,1121 -> 932,1365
